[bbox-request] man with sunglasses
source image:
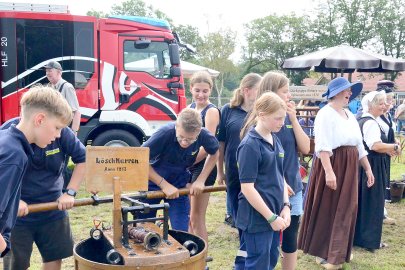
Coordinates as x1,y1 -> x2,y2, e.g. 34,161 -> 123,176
139,108 -> 219,231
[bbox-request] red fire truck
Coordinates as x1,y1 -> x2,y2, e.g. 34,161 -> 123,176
0,3 -> 191,146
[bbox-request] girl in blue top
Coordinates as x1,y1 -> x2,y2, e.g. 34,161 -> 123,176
188,71 -> 220,244
258,71 -> 310,270
217,73 -> 262,269
237,92 -> 291,270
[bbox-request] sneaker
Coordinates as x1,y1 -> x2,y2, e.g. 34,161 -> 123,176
224,214 -> 235,227
383,216 -> 396,225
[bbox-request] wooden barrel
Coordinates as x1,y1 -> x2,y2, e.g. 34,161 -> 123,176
74,229 -> 207,270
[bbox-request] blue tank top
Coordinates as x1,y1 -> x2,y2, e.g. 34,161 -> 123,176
190,102 -> 220,136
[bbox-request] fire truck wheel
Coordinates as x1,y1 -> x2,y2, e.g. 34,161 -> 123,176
92,130 -> 141,147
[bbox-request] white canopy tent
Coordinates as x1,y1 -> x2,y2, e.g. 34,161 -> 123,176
125,57 -> 220,78
180,61 -> 220,78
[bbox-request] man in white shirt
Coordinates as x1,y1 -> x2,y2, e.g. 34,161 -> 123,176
44,61 -> 81,135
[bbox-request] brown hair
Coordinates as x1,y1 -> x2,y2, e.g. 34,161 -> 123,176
20,85 -> 73,125
257,71 -> 289,98
230,73 -> 262,108
176,108 -> 202,133
190,71 -> 213,90
240,92 -> 286,139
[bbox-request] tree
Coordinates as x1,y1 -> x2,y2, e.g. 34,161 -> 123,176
373,0 -> 405,80
326,0 -> 377,48
110,0 -> 173,24
313,0 -> 404,80
198,29 -> 237,106
109,0 -> 205,59
110,0 -> 151,16
312,0 -> 342,48
172,24 -> 203,62
86,9 -> 109,18
243,14 -> 314,85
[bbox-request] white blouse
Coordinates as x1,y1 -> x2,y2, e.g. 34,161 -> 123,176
363,113 -> 383,150
314,104 -> 367,159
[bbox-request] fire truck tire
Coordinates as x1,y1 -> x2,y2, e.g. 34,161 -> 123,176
92,130 -> 141,147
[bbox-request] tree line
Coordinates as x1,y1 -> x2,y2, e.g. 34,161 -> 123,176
87,0 -> 405,104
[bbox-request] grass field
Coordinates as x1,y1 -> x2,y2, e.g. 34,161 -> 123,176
1,161 -> 404,270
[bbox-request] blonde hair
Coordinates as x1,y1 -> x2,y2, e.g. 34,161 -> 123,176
385,92 -> 394,101
240,92 -> 286,138
230,73 -> 262,108
190,71 -> 213,90
176,108 -> 202,133
257,71 -> 289,97
20,85 -> 73,125
369,92 -> 386,108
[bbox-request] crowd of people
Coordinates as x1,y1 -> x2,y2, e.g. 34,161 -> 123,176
0,62 -> 403,270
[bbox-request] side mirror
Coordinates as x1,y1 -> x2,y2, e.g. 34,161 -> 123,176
170,66 -> 181,77
173,32 -> 196,54
169,44 -> 180,65
135,39 -> 151,49
184,44 -> 196,53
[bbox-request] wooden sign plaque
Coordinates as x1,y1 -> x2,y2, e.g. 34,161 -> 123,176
85,146 -> 149,192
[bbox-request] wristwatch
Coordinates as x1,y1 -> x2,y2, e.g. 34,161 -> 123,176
65,189 -> 77,197
283,202 -> 292,210
394,144 -> 399,151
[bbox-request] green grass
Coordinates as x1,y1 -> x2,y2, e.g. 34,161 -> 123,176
1,161 -> 404,270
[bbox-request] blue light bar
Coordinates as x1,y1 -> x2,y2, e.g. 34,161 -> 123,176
109,15 -> 170,30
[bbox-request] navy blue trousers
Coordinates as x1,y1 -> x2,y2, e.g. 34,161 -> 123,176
228,183 -> 247,269
243,230 -> 280,270
137,196 -> 190,231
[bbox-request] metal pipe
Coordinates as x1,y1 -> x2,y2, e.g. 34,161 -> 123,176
27,185 -> 226,213
128,227 -> 162,250
183,240 -> 198,256
105,249 -> 122,265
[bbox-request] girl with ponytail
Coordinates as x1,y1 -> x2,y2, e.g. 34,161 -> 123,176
217,73 -> 262,268
236,92 -> 290,269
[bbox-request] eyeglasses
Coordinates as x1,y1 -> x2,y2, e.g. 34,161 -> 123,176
176,135 -> 197,144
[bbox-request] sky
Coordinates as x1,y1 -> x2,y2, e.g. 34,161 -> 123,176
3,0 -> 317,61
4,0 -> 316,32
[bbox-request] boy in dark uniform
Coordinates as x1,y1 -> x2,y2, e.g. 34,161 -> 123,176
141,108 -> 219,231
237,92 -> 291,270
1,118 -> 85,270
0,85 -> 73,258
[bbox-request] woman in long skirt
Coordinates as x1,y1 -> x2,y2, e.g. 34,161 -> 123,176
298,77 -> 374,270
354,91 -> 401,252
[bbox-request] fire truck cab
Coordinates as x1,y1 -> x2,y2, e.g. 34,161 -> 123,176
0,2 -> 188,146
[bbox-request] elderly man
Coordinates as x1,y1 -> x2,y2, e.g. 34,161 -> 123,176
44,61 -> 81,134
